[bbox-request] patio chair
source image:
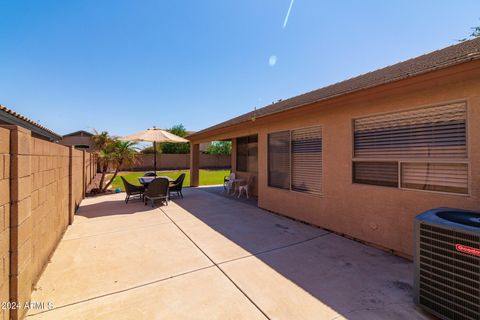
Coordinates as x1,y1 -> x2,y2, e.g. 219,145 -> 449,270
169,173 -> 186,198
121,176 -> 145,204
236,175 -> 254,199
144,178 -> 169,207
224,172 -> 236,193
144,171 -> 156,177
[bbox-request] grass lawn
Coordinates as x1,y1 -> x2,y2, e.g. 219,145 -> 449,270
110,169 -> 229,191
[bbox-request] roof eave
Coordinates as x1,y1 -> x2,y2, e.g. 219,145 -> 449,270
0,110 -> 61,141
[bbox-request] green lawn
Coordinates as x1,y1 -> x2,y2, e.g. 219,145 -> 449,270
111,169 -> 229,191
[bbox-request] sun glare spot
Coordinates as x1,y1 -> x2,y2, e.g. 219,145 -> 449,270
269,55 -> 277,67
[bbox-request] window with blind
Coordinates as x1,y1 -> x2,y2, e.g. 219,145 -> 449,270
353,102 -> 468,194
268,131 -> 290,189
292,127 -> 323,193
236,135 -> 258,172
268,126 -> 323,194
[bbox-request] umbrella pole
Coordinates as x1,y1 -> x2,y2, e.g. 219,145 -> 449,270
153,141 -> 157,177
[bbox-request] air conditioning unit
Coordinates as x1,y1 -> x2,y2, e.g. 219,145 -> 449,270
414,208 -> 480,320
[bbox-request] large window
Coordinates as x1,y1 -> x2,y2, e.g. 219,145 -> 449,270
353,102 -> 468,194
236,135 -> 258,172
268,131 -> 290,189
268,126 -> 322,194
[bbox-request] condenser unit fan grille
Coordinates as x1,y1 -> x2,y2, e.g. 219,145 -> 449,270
418,223 -> 480,320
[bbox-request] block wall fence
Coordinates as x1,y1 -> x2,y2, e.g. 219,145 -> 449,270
120,153 -> 230,171
0,125 -> 97,320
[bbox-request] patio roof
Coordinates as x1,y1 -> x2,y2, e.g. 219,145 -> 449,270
188,37 -> 480,140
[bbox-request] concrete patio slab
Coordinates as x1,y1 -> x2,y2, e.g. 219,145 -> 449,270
220,233 -> 428,320
162,194 -> 328,263
29,194 -> 213,314
63,198 -> 171,240
28,267 -> 266,320
27,188 -> 431,320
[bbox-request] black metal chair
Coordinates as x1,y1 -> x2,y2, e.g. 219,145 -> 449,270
121,176 -> 145,204
169,173 -> 186,198
144,178 -> 169,207
144,171 -> 156,177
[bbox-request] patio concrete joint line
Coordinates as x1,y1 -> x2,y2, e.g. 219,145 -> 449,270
159,207 -> 271,320
26,265 -> 216,317
61,221 -> 174,242
218,231 -> 333,266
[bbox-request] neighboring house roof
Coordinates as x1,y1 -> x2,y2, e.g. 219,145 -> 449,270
188,37 -> 480,139
62,130 -> 93,137
0,104 -> 61,141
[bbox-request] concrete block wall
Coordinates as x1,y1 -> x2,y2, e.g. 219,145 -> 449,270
0,125 -> 96,319
71,149 -> 84,213
0,128 -> 10,320
120,153 -> 230,171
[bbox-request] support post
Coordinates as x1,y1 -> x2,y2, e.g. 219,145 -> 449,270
190,143 -> 200,187
153,141 -> 157,176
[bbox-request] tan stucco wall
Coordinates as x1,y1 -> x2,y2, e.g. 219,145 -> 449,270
0,125 -> 97,319
190,62 -> 480,257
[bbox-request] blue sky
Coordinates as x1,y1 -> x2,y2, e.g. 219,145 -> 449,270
1,1 -> 479,136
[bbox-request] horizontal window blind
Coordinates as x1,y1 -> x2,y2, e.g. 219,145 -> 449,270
268,131 -> 290,189
352,102 -> 468,194
353,161 -> 398,187
292,126 -> 322,194
354,103 -> 467,158
401,162 -> 468,194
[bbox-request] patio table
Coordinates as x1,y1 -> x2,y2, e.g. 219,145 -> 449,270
138,176 -> 174,186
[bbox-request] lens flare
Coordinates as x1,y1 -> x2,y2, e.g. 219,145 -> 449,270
269,55 -> 277,67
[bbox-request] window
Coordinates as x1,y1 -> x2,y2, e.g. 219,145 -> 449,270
292,127 -> 323,193
353,102 -> 468,194
268,131 -> 290,189
236,135 -> 258,172
268,126 -> 322,194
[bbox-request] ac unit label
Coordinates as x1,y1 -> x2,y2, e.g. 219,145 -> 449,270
455,244 -> 480,257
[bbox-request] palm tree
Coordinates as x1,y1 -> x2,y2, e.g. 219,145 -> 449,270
92,130 -> 113,191
101,140 -> 139,192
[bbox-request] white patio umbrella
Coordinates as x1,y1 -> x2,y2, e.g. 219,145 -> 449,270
119,126 -> 189,175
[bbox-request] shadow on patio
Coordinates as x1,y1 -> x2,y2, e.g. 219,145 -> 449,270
163,186 -> 431,320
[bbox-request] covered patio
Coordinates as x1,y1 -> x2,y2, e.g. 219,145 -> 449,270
27,187 -> 429,319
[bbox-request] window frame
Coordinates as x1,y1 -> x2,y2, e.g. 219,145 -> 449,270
267,125 -> 323,195
351,100 -> 470,196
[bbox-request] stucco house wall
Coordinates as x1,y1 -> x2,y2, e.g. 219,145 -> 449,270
189,61 -> 480,258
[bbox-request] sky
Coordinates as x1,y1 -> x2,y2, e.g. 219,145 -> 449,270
1,1 -> 479,136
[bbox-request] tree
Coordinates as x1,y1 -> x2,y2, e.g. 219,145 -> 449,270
92,130 -> 139,192
460,20 -> 480,41
161,124 -> 190,154
205,141 -> 232,155
101,140 -> 139,191
92,129 -> 114,190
